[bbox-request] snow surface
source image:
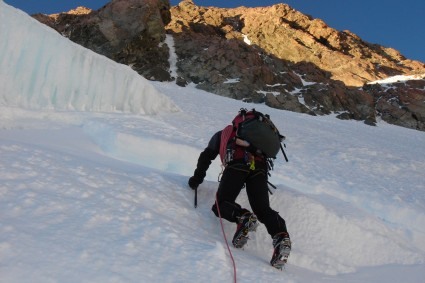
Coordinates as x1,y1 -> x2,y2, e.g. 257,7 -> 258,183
368,74 -> 425,85
1,2 -> 425,282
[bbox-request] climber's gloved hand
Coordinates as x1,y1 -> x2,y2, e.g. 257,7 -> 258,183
188,176 -> 201,190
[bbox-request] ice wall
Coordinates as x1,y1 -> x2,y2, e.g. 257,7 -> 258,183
0,2 -> 179,115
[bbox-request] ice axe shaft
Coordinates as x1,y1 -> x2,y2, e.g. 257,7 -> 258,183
194,187 -> 198,208
280,143 -> 288,162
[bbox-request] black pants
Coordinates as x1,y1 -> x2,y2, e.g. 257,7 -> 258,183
212,162 -> 288,237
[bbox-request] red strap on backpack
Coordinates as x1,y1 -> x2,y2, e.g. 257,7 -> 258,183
219,125 -> 234,165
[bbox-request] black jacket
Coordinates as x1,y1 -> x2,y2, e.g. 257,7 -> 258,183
192,131 -> 221,184
192,130 -> 266,185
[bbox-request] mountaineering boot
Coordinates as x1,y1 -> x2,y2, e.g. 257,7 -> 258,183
270,232 -> 291,270
232,212 -> 259,248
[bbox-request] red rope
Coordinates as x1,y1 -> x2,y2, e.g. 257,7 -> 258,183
215,193 -> 237,283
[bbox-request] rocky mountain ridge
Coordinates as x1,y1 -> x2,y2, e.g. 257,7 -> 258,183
34,0 -> 172,81
32,0 -> 425,131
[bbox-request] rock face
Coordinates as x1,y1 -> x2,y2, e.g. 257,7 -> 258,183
165,0 -> 424,129
33,0 -> 425,131
33,0 -> 172,81
364,75 -> 425,131
168,1 -> 424,87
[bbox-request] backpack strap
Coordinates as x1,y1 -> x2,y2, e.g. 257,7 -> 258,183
219,125 -> 234,165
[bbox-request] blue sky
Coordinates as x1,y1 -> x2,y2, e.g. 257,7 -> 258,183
4,0 -> 425,63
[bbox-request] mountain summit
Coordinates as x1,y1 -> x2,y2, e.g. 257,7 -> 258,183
33,0 -> 425,130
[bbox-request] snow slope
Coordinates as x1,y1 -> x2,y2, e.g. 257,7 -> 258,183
1,2 -> 425,282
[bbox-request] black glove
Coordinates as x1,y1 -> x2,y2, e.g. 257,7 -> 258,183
188,176 -> 201,190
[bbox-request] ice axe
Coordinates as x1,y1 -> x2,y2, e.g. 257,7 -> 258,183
194,186 -> 198,208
